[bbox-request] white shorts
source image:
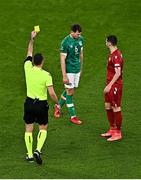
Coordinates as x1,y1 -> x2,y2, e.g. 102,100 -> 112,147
64,72 -> 80,89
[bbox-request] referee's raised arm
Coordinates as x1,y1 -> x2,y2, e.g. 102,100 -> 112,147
24,31 -> 37,64
27,31 -> 37,57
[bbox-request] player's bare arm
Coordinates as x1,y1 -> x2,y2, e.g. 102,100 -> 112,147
60,53 -> 69,84
80,48 -> 83,75
48,86 -> 59,104
27,31 -> 37,57
104,68 -> 121,94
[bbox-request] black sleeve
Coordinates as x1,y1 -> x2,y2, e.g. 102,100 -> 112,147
24,56 -> 32,63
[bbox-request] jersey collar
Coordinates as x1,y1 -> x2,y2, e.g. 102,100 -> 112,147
34,66 -> 42,70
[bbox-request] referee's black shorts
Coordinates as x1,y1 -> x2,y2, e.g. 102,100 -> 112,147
23,97 -> 49,125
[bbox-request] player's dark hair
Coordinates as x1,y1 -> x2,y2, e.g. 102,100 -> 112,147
107,35 -> 117,46
33,53 -> 44,65
71,24 -> 82,32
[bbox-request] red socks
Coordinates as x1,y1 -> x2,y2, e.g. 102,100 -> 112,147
106,110 -> 122,130
106,109 -> 115,128
114,111 -> 122,130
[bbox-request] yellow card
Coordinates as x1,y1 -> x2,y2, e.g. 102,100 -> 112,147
34,25 -> 40,33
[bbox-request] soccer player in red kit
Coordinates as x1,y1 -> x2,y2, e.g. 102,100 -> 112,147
101,35 -> 124,141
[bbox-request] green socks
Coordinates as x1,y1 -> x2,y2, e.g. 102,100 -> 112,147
59,90 -> 67,108
25,132 -> 33,158
66,94 -> 76,118
36,130 -> 47,152
59,91 -> 77,118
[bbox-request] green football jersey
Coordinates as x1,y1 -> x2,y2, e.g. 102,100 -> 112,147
60,35 -> 84,73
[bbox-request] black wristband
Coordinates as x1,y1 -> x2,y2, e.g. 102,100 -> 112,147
24,56 -> 32,63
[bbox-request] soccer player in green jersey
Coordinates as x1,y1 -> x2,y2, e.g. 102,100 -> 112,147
54,24 -> 84,125
24,31 -> 59,164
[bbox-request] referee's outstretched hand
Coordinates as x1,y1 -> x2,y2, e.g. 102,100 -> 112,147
31,31 -> 37,40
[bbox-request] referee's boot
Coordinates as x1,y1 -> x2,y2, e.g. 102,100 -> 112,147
33,150 -> 42,165
26,154 -> 34,163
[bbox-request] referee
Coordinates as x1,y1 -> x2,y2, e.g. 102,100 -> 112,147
24,31 -> 58,165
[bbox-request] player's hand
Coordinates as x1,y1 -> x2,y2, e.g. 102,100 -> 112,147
31,31 -> 37,40
63,75 -> 69,84
104,84 -> 112,94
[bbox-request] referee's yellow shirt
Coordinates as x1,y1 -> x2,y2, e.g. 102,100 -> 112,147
24,60 -> 53,100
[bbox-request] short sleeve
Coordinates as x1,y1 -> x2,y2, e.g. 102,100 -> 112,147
79,36 -> 84,50
113,54 -> 122,70
60,39 -> 67,54
24,60 -> 33,72
46,73 -> 53,87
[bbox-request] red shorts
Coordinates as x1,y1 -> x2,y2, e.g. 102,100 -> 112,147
105,83 -> 122,107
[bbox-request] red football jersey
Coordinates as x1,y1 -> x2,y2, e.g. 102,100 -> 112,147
106,49 -> 123,84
